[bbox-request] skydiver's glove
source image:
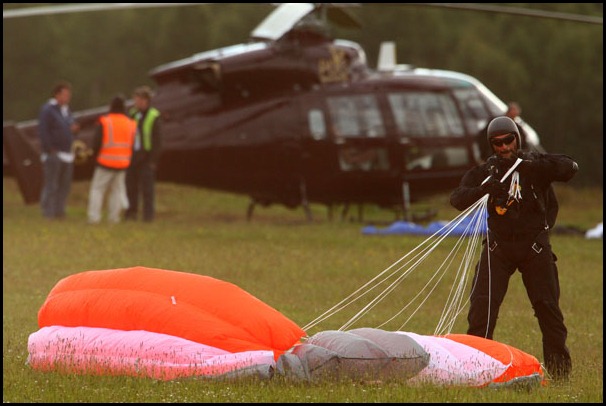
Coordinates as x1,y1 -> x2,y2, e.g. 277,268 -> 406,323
479,179 -> 507,210
514,150 -> 535,173
482,179 -> 509,204
485,155 -> 499,176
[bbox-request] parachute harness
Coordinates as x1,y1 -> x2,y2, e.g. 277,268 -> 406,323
303,159 -> 523,338
495,170 -> 522,215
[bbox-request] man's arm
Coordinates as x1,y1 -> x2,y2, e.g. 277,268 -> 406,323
450,166 -> 491,211
518,151 -> 579,183
91,124 -> 103,160
149,119 -> 162,168
37,105 -> 52,154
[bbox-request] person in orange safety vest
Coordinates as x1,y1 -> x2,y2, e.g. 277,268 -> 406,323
87,95 -> 137,224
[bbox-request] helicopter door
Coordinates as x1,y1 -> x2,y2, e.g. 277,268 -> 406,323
326,94 -> 395,205
300,92 -> 395,206
387,91 -> 470,195
327,95 -> 390,173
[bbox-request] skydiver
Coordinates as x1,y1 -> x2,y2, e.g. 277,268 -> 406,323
450,116 -> 578,381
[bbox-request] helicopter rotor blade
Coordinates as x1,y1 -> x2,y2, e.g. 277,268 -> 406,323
2,3 -> 208,19
412,3 -> 603,25
4,3 -> 601,26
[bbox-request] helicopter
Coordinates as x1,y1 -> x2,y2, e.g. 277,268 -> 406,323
3,3 -> 599,221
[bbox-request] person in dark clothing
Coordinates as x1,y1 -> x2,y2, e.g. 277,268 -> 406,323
38,81 -> 80,219
450,116 -> 578,381
125,86 -> 162,222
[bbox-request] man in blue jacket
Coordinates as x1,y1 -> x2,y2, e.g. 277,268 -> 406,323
38,81 -> 80,219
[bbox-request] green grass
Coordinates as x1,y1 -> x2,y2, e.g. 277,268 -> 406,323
3,177 -> 603,402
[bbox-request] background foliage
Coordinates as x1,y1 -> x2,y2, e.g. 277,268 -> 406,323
2,3 -> 603,185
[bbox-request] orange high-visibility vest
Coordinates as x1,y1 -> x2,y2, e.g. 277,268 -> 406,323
97,114 -> 137,169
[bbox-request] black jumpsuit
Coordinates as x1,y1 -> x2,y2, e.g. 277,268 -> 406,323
450,152 -> 578,379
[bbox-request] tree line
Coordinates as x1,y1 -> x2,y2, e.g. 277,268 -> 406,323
3,4 -> 602,186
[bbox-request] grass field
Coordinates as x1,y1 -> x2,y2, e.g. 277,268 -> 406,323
3,177 -> 603,402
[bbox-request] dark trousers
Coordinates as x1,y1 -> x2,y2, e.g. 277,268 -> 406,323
40,153 -> 73,219
125,157 -> 155,222
467,230 -> 572,379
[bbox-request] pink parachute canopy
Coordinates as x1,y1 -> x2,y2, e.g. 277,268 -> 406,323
28,326 -> 276,381
28,266 -> 544,386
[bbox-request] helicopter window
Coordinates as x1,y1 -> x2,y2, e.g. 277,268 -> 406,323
452,88 -> 494,134
308,109 -> 327,140
327,95 -> 385,138
388,92 -> 464,138
190,62 -> 222,93
405,146 -> 469,171
338,146 -> 389,172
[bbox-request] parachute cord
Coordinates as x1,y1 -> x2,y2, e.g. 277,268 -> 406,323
499,158 -> 523,183
484,231 -> 493,339
344,220 -> 457,331
303,197 -> 487,332
383,201 -> 488,332
304,161 -> 521,334
303,196 -> 486,333
509,171 -> 522,201
433,197 -> 488,335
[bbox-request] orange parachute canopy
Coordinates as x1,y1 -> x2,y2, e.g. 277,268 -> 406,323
444,334 -> 544,386
37,266 -> 305,358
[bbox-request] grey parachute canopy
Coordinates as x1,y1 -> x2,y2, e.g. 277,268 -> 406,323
275,328 -> 429,382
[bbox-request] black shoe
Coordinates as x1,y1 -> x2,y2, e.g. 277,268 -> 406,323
545,354 -> 571,382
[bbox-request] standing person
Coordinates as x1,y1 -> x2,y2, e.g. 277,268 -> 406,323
87,95 -> 137,224
450,116 -> 578,381
38,80 -> 80,220
125,86 -> 162,222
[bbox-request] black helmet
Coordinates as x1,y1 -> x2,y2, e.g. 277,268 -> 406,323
487,116 -> 521,150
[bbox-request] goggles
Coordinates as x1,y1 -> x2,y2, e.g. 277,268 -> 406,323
491,133 -> 516,147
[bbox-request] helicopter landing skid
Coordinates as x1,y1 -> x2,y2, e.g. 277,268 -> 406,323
246,198 -> 313,222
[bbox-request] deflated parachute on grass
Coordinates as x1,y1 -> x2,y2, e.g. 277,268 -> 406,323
36,266 -> 305,356
27,266 -> 544,386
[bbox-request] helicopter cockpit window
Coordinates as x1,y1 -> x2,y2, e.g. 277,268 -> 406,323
388,92 -> 464,138
308,109 -> 327,140
327,95 -> 386,138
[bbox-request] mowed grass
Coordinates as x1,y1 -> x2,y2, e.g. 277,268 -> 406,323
3,177 -> 603,402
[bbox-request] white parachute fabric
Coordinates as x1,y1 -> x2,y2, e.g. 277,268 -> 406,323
397,332 -> 507,386
585,222 -> 603,239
